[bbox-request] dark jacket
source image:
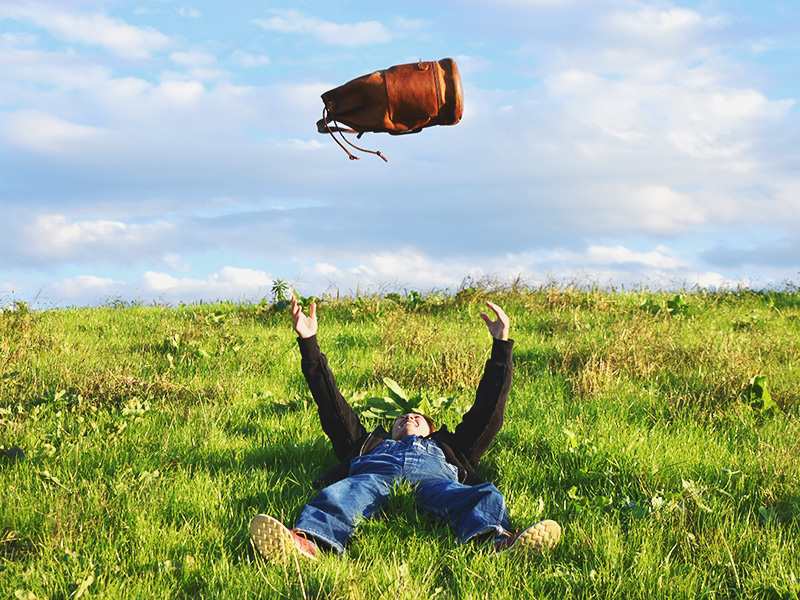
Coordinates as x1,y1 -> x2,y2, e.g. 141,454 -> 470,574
296,334 -> 514,489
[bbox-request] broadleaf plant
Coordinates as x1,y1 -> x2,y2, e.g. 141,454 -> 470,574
746,375 -> 778,413
358,378 -> 456,425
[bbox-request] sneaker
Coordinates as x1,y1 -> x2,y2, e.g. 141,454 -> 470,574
250,514 -> 318,562
493,519 -> 561,555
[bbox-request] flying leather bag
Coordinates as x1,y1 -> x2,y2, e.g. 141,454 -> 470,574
317,58 -> 463,161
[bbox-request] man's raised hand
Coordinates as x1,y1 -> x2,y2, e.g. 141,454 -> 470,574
291,295 -> 317,339
480,301 -> 510,341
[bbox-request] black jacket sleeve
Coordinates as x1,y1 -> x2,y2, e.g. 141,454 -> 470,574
297,335 -> 368,460
452,337 -> 514,464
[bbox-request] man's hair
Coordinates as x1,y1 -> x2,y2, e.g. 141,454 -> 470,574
421,414 -> 436,432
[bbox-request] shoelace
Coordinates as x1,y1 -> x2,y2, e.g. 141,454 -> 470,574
291,529 -> 317,552
494,529 -> 521,548
321,107 -> 388,162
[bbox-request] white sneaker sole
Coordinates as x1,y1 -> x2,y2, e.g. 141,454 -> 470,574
496,519 -> 561,555
249,514 -> 317,562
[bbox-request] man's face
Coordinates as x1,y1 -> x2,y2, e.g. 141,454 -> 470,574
391,413 -> 431,440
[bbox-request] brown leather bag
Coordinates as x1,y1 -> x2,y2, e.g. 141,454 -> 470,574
317,58 -> 463,161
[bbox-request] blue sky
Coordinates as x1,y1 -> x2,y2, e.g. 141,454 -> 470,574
1,0 -> 799,307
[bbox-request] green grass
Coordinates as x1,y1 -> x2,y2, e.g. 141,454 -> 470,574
2,286 -> 799,599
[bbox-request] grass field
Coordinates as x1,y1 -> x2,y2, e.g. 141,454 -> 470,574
2,284 -> 799,599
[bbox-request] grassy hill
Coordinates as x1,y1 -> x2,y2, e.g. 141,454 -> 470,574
2,285 -> 799,599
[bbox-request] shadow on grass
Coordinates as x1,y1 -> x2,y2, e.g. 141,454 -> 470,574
222,397 -> 314,439
220,438 -> 340,566
242,435 -> 334,476
512,347 -> 561,375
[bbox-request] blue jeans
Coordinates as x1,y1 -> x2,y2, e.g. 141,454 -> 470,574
295,436 -> 510,555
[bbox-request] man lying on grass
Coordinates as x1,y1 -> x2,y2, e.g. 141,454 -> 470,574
250,296 -> 561,561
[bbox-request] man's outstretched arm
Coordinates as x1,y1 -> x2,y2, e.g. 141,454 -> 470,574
291,296 -> 368,460
454,301 -> 514,463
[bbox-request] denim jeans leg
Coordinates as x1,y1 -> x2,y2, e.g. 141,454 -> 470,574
294,472 -> 393,555
413,479 -> 511,543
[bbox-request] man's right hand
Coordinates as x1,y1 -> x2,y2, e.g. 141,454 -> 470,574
480,301 -> 510,341
291,295 -> 317,339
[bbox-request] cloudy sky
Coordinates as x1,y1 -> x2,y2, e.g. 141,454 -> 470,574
2,0 -> 799,307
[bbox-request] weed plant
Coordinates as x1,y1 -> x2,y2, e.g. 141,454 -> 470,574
1,285 -> 799,599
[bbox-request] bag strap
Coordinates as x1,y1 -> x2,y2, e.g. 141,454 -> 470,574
388,128 -> 424,136
320,108 -> 388,162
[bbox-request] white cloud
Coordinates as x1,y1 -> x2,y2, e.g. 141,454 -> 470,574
36,266 -> 276,306
663,89 -> 792,161
1,110 -> 107,153
296,245 -> 698,297
232,50 -> 270,68
20,215 -> 175,263
178,6 -> 202,19
162,254 -> 190,272
6,5 -> 173,59
50,275 -> 123,299
143,271 -> 179,291
155,80 -> 206,107
616,185 -> 707,233
286,138 -> 325,151
529,44 -> 795,216
583,245 -> 689,270
606,5 -> 705,39
348,248 -> 466,289
299,249 -> 474,295
38,215 -> 125,248
141,267 -> 274,299
314,263 -> 341,278
170,50 -> 215,67
0,31 -> 39,49
543,70 -> 791,163
253,10 -> 393,47
284,240 -> 766,297
769,179 -> 800,222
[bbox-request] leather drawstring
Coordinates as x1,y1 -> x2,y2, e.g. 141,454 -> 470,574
321,108 -> 388,162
